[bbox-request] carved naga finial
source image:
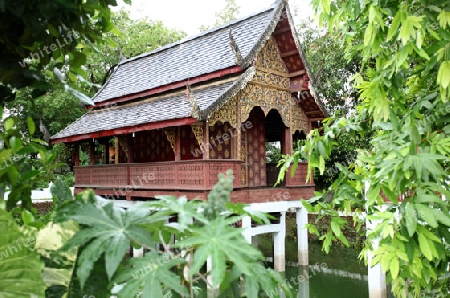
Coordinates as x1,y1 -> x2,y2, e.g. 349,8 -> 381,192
229,28 -> 244,67
186,84 -> 200,119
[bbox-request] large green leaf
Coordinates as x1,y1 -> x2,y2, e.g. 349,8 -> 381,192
114,251 -> 188,297
0,208 -> 46,297
58,190 -> 155,289
175,216 -> 263,287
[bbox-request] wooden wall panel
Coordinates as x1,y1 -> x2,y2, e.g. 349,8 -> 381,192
208,122 -> 233,160
132,130 -> 174,163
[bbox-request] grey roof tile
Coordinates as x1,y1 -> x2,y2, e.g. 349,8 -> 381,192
52,78 -> 239,140
92,3 -> 278,103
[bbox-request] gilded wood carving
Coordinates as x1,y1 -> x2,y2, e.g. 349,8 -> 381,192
190,125 -> 204,152
163,129 -> 176,153
255,36 -> 289,74
290,96 -> 309,133
208,96 -> 237,128
237,84 -> 291,125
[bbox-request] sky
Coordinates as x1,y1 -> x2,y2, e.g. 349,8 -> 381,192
115,0 -> 314,36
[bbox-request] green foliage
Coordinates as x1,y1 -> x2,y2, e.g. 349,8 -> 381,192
297,19 -> 361,113
200,0 -> 240,31
0,207 -> 46,297
0,110 -> 60,210
86,10 -> 187,95
0,0 -> 128,105
280,0 -> 450,296
15,171 -> 287,297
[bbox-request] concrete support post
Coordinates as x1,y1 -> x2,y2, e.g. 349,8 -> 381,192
365,182 -> 387,298
132,247 -> 144,258
273,211 -> 286,272
241,215 -> 252,244
207,256 -> 219,297
297,207 -> 309,266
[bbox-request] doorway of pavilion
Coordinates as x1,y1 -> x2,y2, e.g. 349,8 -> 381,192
241,107 -> 293,188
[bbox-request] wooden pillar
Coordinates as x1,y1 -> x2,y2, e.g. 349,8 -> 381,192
203,122 -> 209,160
115,137 -> 119,164
175,127 -> 181,161
282,127 -> 292,155
102,140 -> 109,165
73,142 -> 80,167
127,136 -> 133,163
236,96 -> 241,161
89,139 -> 95,165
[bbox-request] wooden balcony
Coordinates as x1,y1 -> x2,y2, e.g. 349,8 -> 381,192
74,160 -> 314,202
74,160 -> 243,191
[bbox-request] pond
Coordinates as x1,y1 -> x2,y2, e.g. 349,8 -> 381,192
257,237 -> 370,298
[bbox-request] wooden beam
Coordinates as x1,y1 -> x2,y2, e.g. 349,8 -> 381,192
93,65 -> 243,108
288,70 -> 306,78
309,118 -> 325,122
281,50 -> 298,58
51,117 -> 197,144
305,110 -> 321,116
248,81 -> 292,93
273,27 -> 291,35
291,87 -> 309,92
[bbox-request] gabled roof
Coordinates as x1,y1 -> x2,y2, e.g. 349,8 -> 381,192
93,1 -> 284,104
51,71 -> 253,142
51,0 -> 327,144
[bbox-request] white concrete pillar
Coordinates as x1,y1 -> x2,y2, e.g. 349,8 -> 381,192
273,211 -> 286,272
297,265 -> 310,298
296,207 -> 309,266
132,247 -> 144,257
207,256 -> 219,297
368,251 -> 387,298
365,182 -> 387,298
241,215 -> 252,243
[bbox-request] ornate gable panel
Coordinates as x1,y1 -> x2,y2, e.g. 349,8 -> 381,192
255,36 -> 289,74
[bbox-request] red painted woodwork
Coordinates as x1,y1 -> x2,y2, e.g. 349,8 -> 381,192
74,185 -> 315,204
74,159 -> 242,191
246,108 -> 266,187
285,162 -> 314,187
92,66 -> 243,108
132,130 -> 174,163
51,117 -> 197,144
208,122 -> 233,159
180,126 -> 203,160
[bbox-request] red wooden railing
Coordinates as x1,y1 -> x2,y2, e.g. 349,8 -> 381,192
74,160 -> 242,191
74,160 -> 313,191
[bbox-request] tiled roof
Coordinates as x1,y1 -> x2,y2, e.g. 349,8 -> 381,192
52,76 -> 242,140
92,2 -> 281,103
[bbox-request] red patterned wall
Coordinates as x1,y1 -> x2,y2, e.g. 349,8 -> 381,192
208,122 -> 233,160
245,108 -> 266,187
180,126 -> 203,160
132,130 -> 174,163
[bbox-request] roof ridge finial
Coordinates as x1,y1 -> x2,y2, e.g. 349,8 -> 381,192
186,83 -> 201,119
118,47 -> 127,63
228,28 -> 244,67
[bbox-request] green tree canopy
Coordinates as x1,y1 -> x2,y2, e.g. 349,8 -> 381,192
200,0 -> 240,32
280,0 -> 450,296
0,0 -> 129,105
